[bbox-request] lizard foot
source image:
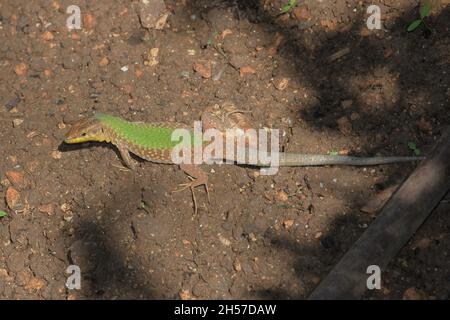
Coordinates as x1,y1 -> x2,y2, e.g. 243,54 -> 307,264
174,164 -> 210,214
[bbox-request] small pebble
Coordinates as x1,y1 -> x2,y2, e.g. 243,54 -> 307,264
5,97 -> 20,111
14,63 -> 28,76
51,151 -> 62,159
12,119 -> 24,127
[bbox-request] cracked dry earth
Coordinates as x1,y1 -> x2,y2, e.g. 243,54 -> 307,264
0,0 -> 449,299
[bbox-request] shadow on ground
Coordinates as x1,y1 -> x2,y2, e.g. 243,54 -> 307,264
59,1 -> 449,299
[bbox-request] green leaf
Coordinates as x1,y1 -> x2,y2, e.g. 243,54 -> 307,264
408,142 -> 422,156
420,3 -> 431,19
0,210 -> 7,218
407,142 -> 417,150
328,150 -> 339,156
407,19 -> 423,32
414,148 -> 422,156
281,0 -> 297,13
281,5 -> 291,13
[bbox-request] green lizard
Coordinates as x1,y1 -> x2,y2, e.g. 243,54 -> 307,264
64,112 -> 424,213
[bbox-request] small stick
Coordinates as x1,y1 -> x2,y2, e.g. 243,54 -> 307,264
327,47 -> 351,63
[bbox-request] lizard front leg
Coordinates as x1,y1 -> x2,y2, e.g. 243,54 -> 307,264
117,144 -> 137,170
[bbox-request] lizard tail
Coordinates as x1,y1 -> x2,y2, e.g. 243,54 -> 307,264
278,153 -> 425,166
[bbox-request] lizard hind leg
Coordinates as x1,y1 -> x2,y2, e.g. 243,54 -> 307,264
173,164 -> 210,214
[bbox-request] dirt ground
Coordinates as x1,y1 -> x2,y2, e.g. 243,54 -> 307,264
0,0 -> 449,299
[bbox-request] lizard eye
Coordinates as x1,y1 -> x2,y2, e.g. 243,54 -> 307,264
81,132 -> 87,137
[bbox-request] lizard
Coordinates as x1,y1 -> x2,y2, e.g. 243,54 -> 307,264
64,110 -> 424,213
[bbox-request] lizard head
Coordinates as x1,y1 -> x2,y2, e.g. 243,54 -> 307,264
64,115 -> 109,144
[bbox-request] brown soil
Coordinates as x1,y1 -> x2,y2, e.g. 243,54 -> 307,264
0,0 -> 449,299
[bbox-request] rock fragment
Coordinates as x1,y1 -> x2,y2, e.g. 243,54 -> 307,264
137,0 -> 168,30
